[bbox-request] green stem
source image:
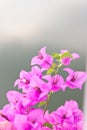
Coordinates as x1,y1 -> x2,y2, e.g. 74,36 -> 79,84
44,92 -> 52,113
55,63 -> 62,75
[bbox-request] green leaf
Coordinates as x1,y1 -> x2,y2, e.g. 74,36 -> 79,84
52,53 -> 61,60
38,101 -> 47,107
43,122 -> 53,129
52,52 -> 57,57
47,68 -> 55,75
61,52 -> 73,58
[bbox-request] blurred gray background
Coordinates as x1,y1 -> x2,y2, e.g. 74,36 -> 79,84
0,0 -> 87,111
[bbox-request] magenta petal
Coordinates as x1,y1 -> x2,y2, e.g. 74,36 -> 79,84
20,70 -> 31,79
14,114 -> 28,130
7,91 -> 21,104
40,46 -> 47,55
31,56 -> 42,66
72,53 -> 80,59
64,68 -> 74,75
62,58 -> 71,66
20,70 -> 27,78
43,75 -> 51,81
46,54 -> 53,65
31,66 -> 42,77
14,79 -> 21,87
28,109 -> 44,122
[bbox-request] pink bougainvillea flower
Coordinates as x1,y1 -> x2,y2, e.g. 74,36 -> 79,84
44,106 -> 73,126
52,100 -> 83,129
26,87 -> 47,106
43,75 -> 65,92
2,91 -> 23,120
44,110 -> 59,126
44,100 -> 83,130
6,90 -> 35,114
31,47 -> 53,70
64,68 -> 87,89
26,75 -> 50,104
14,66 -> 42,92
63,100 -> 84,129
14,70 -> 32,90
61,50 -> 80,66
56,105 -> 74,124
64,100 -> 84,123
30,75 -> 50,92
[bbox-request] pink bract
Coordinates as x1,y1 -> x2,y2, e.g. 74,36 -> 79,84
31,47 -> 53,70
61,50 -> 80,66
64,68 -> 87,89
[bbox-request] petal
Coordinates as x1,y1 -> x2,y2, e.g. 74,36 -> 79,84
64,68 -> 74,75
20,70 -> 30,79
31,66 -> 42,77
39,46 -> 47,56
62,58 -> 71,66
31,56 -> 42,66
72,53 -> 80,59
14,79 -> 21,87
6,91 -> 21,103
14,114 -> 27,130
43,75 -> 51,82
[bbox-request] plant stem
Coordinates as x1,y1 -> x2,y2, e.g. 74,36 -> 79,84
44,92 -> 52,113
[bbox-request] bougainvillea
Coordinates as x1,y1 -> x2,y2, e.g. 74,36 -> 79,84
0,47 -> 87,130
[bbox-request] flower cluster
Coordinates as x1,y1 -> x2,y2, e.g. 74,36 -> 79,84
0,47 -> 87,130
